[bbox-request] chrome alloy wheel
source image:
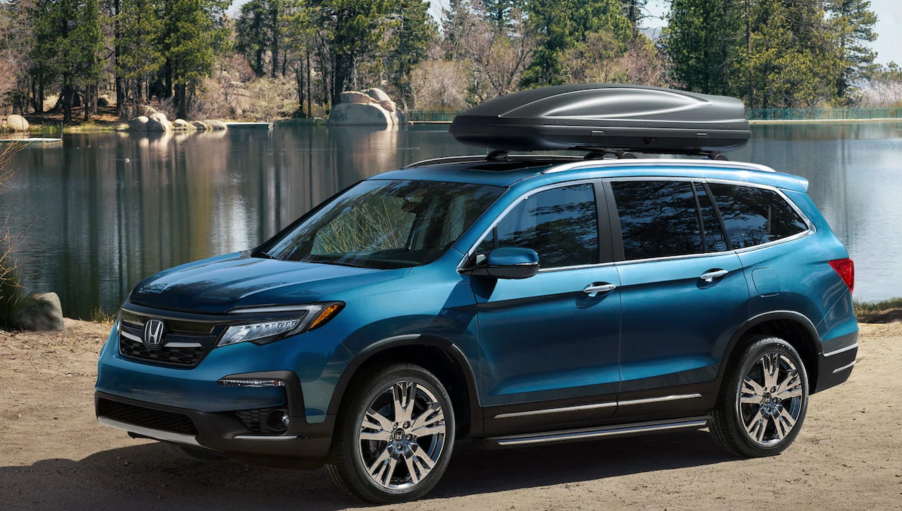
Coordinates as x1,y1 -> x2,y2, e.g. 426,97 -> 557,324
738,352 -> 805,446
357,381 -> 446,490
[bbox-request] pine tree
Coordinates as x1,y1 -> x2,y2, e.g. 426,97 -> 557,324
29,0 -> 105,122
522,0 -> 632,87
481,0 -> 524,29
317,0 -> 392,105
386,0 -> 437,108
663,0 -> 745,96
746,0 -> 839,108
827,0 -> 878,102
236,0 -> 272,77
116,0 -> 164,117
165,0 -> 228,118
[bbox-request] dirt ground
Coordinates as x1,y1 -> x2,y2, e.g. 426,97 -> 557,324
1,319 -> 900,511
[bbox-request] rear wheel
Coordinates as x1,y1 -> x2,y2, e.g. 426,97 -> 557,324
326,363 -> 455,504
711,336 -> 809,457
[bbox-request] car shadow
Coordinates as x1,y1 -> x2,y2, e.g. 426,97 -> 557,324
0,431 -> 733,510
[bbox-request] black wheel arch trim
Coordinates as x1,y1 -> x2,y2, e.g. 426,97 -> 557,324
327,334 -> 484,436
718,310 -> 822,381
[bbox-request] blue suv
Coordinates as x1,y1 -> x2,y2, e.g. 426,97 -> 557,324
95,155 -> 858,504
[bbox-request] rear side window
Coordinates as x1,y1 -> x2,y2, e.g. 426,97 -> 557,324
695,183 -> 729,252
708,184 -> 808,249
611,181 -> 705,260
492,183 -> 599,268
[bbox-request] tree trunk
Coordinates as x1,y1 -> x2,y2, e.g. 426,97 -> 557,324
84,87 -> 90,121
296,66 -> 304,115
114,0 -> 123,117
164,59 -> 173,98
332,53 -> 350,106
176,83 -> 187,119
306,50 -> 312,119
61,83 -> 73,123
29,78 -> 39,114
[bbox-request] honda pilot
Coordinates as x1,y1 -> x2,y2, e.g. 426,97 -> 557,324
95,155 -> 858,504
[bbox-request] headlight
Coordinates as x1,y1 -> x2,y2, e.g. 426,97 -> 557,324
217,303 -> 343,348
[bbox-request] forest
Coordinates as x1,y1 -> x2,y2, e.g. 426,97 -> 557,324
0,0 -> 891,123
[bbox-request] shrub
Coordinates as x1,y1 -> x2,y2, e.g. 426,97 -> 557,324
0,143 -> 30,329
0,263 -> 35,329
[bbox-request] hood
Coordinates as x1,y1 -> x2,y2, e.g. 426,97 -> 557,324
130,252 -> 407,314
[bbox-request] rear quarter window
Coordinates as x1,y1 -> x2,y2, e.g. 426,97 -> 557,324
707,183 -> 809,249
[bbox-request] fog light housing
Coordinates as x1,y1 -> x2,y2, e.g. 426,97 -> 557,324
267,409 -> 290,432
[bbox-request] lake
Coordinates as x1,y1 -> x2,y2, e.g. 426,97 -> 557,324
2,122 -> 901,319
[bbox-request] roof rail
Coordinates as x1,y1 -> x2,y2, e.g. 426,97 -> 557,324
404,154 -> 583,169
541,158 -> 777,174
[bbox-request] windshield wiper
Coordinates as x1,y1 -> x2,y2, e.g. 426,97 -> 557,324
298,255 -> 366,268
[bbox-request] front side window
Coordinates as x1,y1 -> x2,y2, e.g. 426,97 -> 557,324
611,180 -> 705,261
263,180 -> 503,269
708,183 -> 809,249
478,183 -> 599,269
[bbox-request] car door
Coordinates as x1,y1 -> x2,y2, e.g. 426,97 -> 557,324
470,181 -> 622,432
607,179 -> 749,418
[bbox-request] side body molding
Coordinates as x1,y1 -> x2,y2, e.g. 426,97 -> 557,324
326,334 -> 484,437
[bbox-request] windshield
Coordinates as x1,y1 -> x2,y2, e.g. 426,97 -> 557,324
261,180 -> 504,269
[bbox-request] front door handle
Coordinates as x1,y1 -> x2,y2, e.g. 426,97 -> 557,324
583,283 -> 617,297
700,269 -> 729,282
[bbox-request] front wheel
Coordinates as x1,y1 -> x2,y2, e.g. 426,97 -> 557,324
710,336 -> 809,457
326,363 -> 455,504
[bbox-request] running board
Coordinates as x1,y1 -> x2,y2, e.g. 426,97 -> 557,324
484,417 -> 710,448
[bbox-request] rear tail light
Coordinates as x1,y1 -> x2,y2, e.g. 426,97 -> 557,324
829,258 -> 854,294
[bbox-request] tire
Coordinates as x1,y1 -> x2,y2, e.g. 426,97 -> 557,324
325,363 -> 456,504
711,335 -> 809,458
164,443 -> 225,462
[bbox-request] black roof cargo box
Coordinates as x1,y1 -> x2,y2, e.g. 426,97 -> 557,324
449,84 -> 750,154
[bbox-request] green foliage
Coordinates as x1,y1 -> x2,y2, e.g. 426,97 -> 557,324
317,0 -> 393,103
664,0 -> 877,108
167,0 -> 218,87
28,0 -> 105,120
521,0 -> 632,87
827,0 -> 879,101
663,0 -> 744,96
385,0 -> 437,107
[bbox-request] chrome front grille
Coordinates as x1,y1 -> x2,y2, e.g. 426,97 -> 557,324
118,320 -> 219,368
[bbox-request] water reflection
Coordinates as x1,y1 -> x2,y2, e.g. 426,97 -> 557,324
2,123 -> 901,318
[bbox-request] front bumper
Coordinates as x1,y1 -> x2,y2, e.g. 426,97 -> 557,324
95,389 -> 335,469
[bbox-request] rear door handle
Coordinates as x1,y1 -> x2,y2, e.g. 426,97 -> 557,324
583,283 -> 617,297
700,269 -> 729,282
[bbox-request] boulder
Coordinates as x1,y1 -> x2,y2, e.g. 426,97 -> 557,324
328,102 -> 393,127
127,116 -> 149,131
365,88 -> 392,103
97,96 -> 110,107
147,112 -> 171,131
379,100 -> 397,113
7,114 -> 29,132
339,91 -> 374,104
17,292 -> 64,331
191,120 -> 209,131
205,119 -> 228,131
172,119 -> 191,130
142,105 -> 158,116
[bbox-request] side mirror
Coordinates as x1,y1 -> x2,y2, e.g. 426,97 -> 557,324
485,247 -> 540,280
